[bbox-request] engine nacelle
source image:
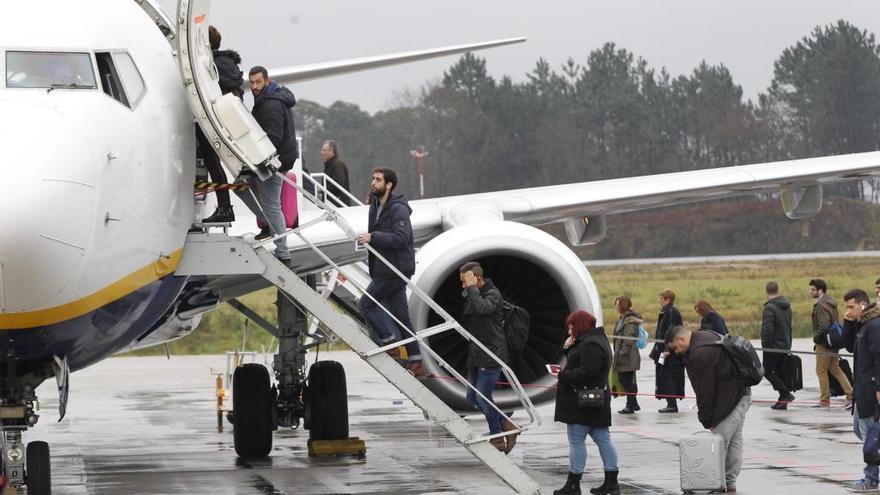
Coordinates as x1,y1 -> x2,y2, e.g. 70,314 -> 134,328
410,221 -> 602,411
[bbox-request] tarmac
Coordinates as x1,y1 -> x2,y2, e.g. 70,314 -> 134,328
32,338 -> 867,494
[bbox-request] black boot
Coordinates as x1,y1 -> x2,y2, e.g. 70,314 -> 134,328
553,472 -> 582,495
590,470 -> 620,495
202,205 -> 234,223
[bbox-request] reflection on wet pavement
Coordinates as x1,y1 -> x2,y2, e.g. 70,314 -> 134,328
32,340 -> 864,493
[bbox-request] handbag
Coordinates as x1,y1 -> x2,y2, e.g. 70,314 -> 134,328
576,387 -> 608,408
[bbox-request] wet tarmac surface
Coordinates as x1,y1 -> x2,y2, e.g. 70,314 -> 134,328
31,339 -> 867,494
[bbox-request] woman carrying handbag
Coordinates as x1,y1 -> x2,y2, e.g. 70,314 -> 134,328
553,310 -> 620,495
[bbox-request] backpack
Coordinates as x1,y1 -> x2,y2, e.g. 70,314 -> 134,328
500,300 -> 530,361
636,324 -> 649,349
823,321 -> 845,350
713,332 -> 764,386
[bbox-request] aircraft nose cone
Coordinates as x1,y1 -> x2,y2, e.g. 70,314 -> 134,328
0,101 -> 96,314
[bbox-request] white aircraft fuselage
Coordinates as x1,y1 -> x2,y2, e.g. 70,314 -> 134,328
0,0 -> 195,372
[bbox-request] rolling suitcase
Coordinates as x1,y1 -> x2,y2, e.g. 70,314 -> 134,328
784,353 -> 803,392
680,431 -> 725,493
829,357 -> 853,397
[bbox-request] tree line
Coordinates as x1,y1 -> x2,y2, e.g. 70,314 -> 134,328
295,20 -> 880,202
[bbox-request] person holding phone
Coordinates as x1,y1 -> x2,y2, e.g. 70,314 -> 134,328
553,310 -> 620,495
840,289 -> 880,492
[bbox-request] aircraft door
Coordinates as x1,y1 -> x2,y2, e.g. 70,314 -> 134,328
176,0 -> 278,179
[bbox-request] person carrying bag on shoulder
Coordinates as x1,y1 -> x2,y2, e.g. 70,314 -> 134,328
553,310 -> 620,495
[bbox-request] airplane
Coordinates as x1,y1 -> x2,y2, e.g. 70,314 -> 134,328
3,0 -> 880,493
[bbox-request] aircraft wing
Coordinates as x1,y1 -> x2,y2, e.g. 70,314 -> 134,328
422,151 -> 880,229
264,38 -> 525,86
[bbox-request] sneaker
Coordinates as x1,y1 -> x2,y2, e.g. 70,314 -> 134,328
770,402 -> 788,410
812,403 -> 831,409
725,484 -> 736,492
658,407 -> 679,413
618,407 -> 635,414
783,392 -> 796,403
847,479 -> 879,492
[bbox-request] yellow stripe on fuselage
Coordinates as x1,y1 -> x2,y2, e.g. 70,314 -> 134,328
0,249 -> 184,330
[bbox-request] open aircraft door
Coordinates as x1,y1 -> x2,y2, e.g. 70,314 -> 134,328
176,0 -> 277,179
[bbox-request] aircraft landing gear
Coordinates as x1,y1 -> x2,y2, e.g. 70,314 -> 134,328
232,364 -> 274,457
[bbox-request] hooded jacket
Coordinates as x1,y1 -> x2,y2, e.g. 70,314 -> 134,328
761,295 -> 793,350
252,81 -> 298,171
367,193 -> 415,279
613,310 -> 642,372
812,293 -> 839,338
213,49 -> 243,97
685,330 -> 749,429
554,327 -> 612,427
843,304 -> 880,419
461,278 -> 508,369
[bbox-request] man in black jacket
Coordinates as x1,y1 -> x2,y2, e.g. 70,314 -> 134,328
841,289 -> 880,492
233,66 -> 299,263
652,288 -> 684,413
356,168 -> 422,375
667,326 -> 751,492
197,25 -> 244,224
761,281 -> 795,410
320,140 -> 352,206
458,261 -> 515,453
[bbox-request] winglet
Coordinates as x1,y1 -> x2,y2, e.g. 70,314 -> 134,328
262,37 -> 526,86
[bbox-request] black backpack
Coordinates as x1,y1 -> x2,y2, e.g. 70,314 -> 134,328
500,300 -> 530,361
706,331 -> 764,386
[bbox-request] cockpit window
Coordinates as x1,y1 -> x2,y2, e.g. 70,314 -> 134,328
5,51 -> 97,89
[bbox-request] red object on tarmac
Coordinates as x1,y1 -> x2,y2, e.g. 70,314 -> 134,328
257,171 -> 299,229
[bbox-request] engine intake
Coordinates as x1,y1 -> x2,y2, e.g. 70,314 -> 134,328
410,221 -> 602,411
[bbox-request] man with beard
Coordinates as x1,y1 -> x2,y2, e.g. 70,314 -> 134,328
357,168 -> 423,376
233,66 -> 298,264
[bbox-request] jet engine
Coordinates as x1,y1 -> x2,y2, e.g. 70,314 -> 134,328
409,221 -> 603,411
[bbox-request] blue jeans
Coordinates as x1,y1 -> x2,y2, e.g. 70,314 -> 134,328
467,367 -> 504,435
854,404 -> 880,485
566,423 -> 619,474
358,277 -> 421,360
235,174 -> 289,260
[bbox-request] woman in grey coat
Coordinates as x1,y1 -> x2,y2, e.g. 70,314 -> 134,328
612,296 -> 642,414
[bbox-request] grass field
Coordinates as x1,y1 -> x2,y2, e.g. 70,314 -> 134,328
591,256 -> 880,338
127,256 -> 880,356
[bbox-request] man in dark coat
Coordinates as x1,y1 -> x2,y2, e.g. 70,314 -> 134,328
554,310 -> 619,495
841,289 -> 880,492
458,261 -> 514,453
232,66 -> 298,262
320,140 -> 352,206
667,326 -> 751,492
198,25 -> 244,224
356,168 -> 422,375
651,288 -> 684,413
761,281 -> 795,410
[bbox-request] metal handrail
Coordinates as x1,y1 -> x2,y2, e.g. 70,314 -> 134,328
304,172 -> 365,207
268,169 -> 542,439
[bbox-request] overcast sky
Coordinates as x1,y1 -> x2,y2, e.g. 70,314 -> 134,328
158,1 -> 880,114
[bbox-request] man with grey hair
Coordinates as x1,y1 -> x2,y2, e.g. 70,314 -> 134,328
667,326 -> 751,492
320,139 -> 352,206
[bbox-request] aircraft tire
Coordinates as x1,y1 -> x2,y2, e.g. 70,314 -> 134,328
233,364 -> 273,457
26,441 -> 51,495
306,360 -> 349,441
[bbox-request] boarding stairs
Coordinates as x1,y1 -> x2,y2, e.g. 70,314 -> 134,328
179,173 -> 543,494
